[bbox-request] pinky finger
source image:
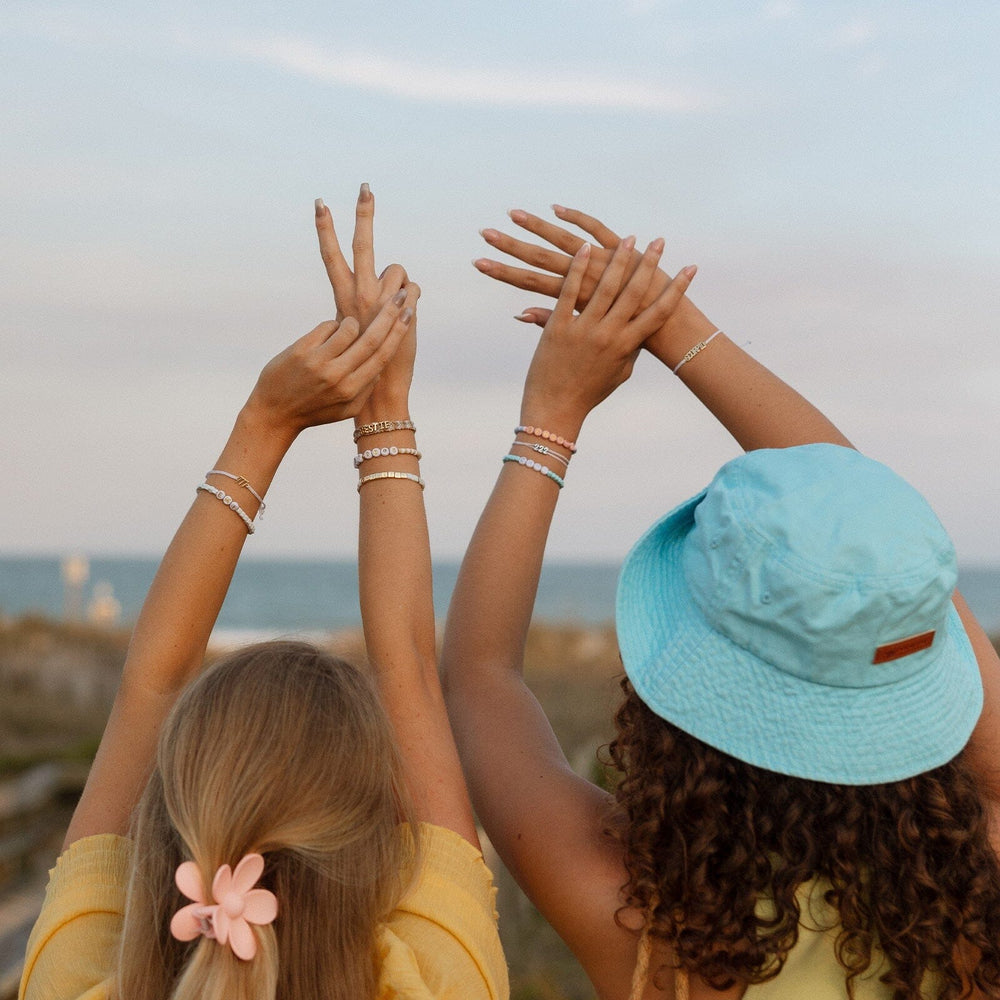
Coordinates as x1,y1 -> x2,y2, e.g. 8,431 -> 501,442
627,266 -> 697,338
514,307 -> 553,327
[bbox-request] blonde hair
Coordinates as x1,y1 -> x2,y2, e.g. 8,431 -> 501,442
115,641 -> 417,1000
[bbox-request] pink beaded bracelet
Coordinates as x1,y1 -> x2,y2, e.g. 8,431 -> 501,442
514,425 -> 577,454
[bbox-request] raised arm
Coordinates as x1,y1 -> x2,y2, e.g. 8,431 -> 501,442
475,203 -> 1000,839
441,239 -> 694,988
63,297 -> 413,848
316,186 -> 478,844
476,206 -> 851,451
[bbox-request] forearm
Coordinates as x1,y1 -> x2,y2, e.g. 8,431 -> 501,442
65,404 -> 291,844
443,466 -> 559,683
645,288 -> 851,451
356,397 -> 436,677
355,391 -> 480,838
123,403 -> 289,696
442,409 -> 578,686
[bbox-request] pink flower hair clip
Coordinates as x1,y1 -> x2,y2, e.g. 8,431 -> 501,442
169,853 -> 278,960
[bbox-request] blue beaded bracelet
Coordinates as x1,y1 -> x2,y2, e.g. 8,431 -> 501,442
502,453 -> 565,489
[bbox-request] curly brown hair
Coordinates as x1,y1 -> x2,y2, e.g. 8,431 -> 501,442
606,678 -> 1000,1000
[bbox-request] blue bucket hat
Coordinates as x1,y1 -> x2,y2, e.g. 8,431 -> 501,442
615,444 -> 982,785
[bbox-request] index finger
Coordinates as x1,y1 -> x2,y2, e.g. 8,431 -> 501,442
481,226 -> 572,276
352,182 -> 377,291
550,243 -> 591,326
507,209 -> 586,255
551,206 -> 622,249
315,199 -> 353,289
604,238 -> 665,327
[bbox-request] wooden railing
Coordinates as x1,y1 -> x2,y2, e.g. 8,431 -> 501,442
0,764 -> 87,1000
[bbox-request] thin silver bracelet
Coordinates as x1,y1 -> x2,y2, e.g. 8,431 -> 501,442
353,446 -> 422,468
357,471 -> 426,492
672,330 -> 722,374
206,470 -> 266,519
510,441 -> 570,468
197,483 -> 256,534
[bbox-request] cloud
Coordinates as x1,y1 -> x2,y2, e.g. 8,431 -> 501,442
830,17 -> 878,49
761,0 -> 799,20
227,36 -> 722,113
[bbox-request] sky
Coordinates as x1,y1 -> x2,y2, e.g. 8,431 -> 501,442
2,1 -> 999,564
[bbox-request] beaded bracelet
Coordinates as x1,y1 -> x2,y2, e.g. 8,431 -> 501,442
353,446 -> 422,468
206,469 -> 266,519
672,330 -> 722,374
515,425 -> 577,454
502,454 -> 565,489
510,441 -> 570,468
353,419 -> 416,442
197,483 -> 256,534
357,471 -> 426,492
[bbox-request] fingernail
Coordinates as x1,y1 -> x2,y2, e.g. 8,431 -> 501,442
359,182 -> 372,201
682,264 -> 697,277
514,313 -> 532,322
480,228 -> 500,240
400,307 -> 414,324
577,243 -> 591,258
650,237 -> 665,253
314,197 -> 325,216
551,204 -> 566,215
473,258 -> 492,272
622,235 -> 636,251
508,209 -> 528,224
391,289 -> 407,306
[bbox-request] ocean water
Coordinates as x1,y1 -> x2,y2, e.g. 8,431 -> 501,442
0,557 -> 622,640
0,557 -> 998,640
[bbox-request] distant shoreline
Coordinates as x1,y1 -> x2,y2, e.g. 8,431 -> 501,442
3,556 -> 998,636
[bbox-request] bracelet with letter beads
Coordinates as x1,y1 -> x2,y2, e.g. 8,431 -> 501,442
514,425 -> 577,454
206,469 -> 266,519
502,453 -> 565,489
353,419 -> 416,442
510,441 -> 570,468
353,446 -> 422,469
672,329 -> 722,374
357,470 -> 426,492
196,483 -> 256,534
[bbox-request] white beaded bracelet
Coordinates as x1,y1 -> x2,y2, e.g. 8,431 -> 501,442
672,329 -> 722,374
206,469 -> 266,519
353,446 -> 422,469
510,441 -> 570,468
197,483 -> 256,534
357,471 -> 426,492
502,453 -> 565,489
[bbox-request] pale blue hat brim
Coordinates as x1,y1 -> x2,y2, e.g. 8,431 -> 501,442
616,492 -> 984,785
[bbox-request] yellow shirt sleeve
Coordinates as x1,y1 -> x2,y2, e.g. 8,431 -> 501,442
18,835 -> 131,1000
378,824 -> 509,1000
19,825 -> 508,1000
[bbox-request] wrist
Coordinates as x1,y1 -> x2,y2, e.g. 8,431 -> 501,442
517,401 -> 586,444
644,289 -> 718,369
356,391 -> 411,428
235,399 -> 299,457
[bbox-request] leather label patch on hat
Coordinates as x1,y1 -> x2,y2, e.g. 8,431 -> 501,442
872,630 -> 936,664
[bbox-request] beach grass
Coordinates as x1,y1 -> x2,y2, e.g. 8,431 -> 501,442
2,616 -> 998,1000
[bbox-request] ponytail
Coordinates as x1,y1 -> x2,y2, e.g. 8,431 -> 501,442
115,642 -> 415,1000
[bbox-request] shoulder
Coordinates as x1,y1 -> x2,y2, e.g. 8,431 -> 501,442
379,823 -> 508,1000
20,836 -> 131,1000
